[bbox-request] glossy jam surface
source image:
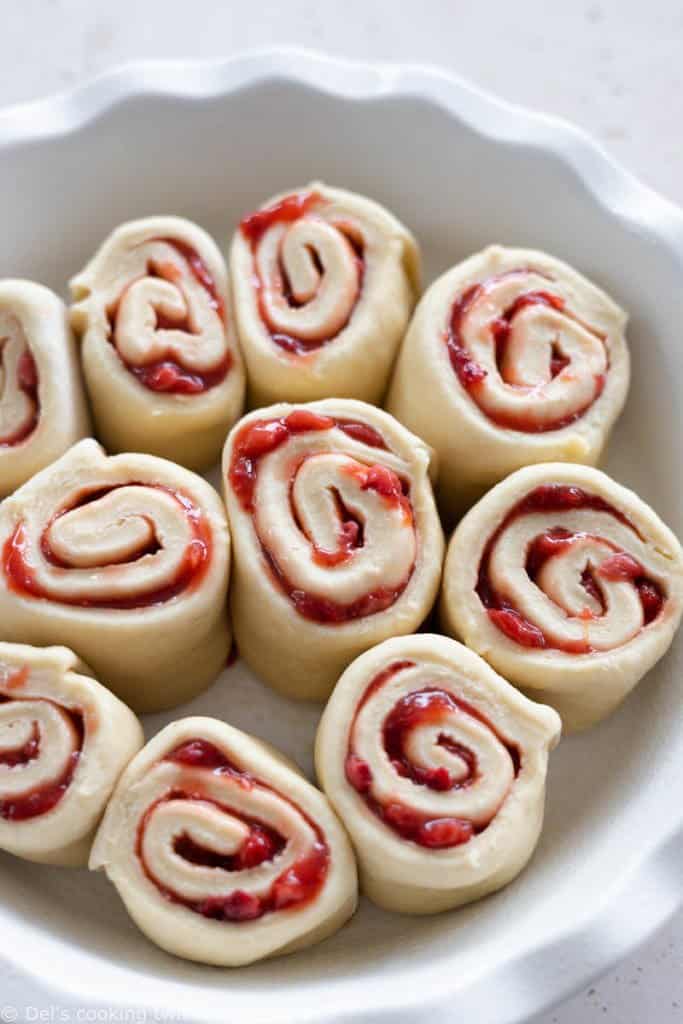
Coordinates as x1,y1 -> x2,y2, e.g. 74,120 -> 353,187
127,353 -> 233,396
109,238 -> 230,395
340,461 -> 411,515
346,662 -> 519,849
240,192 -> 321,246
446,272 -> 607,432
240,191 -> 365,355
229,412 -> 415,623
0,349 -> 40,447
229,410 -> 390,513
477,484 -> 665,652
269,565 -> 408,624
0,695 -> 83,820
230,409 -> 333,510
2,484 -> 211,609
136,739 -> 330,922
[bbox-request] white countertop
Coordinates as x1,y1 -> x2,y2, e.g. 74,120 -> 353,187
1,2 -> 681,1021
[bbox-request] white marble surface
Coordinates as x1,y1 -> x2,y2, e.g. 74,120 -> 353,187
1,2 -> 682,1021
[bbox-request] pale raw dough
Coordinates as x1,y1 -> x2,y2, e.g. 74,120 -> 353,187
315,634 -> 560,914
70,216 -> 245,471
386,246 -> 630,522
0,439 -> 230,712
0,642 -> 143,866
230,182 -> 420,407
440,463 -> 683,730
222,400 -> 444,700
90,716 -> 358,966
0,280 -> 90,497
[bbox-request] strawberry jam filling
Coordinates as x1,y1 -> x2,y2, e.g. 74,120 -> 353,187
2,484 -> 211,609
229,410 -> 390,511
0,696 -> 83,820
446,272 -> 607,432
229,412 -> 415,623
476,484 -> 665,652
0,349 -> 39,447
311,492 -> 364,569
136,739 -> 329,922
240,192 -> 322,245
345,662 -> 520,849
0,719 -> 39,768
108,238 -> 231,395
240,191 -> 365,355
126,353 -> 233,396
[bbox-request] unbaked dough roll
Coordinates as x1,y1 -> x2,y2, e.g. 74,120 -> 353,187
441,463 -> 683,731
0,439 -> 230,712
0,642 -> 143,866
222,400 -> 444,700
386,246 -> 630,521
90,716 -> 357,965
230,183 -> 420,406
70,217 -> 245,470
0,280 -> 90,497
315,634 -> 560,914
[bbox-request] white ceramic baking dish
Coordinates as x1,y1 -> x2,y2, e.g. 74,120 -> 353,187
0,49 -> 681,1024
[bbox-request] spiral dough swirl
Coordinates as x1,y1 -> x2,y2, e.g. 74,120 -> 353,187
0,439 -> 231,712
445,270 -> 607,432
70,217 -> 245,471
223,400 -> 444,700
0,642 -> 142,865
315,634 -> 560,914
0,311 -> 38,447
90,718 -> 357,965
387,246 -> 630,520
0,281 -> 89,497
345,660 -> 518,847
441,464 -> 683,730
4,481 -> 209,610
243,191 -> 362,352
137,749 -> 329,919
0,695 -> 81,818
230,183 -> 419,406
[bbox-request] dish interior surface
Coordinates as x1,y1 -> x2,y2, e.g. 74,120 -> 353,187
0,55 -> 681,1024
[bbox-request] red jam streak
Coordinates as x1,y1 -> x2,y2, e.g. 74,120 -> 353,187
240,192 -> 322,246
322,461 -> 411,572
229,410 -> 390,512
342,462 -> 411,511
109,238 -> 231,395
229,411 -> 414,623
384,690 -> 479,792
345,663 -> 520,849
333,418 -> 388,450
267,556 -> 409,624
240,191 -> 365,355
446,272 -> 607,433
136,738 -> 330,923
0,720 -> 39,768
476,484 -> 665,653
0,349 -> 39,447
0,695 -> 83,821
127,352 -> 233,396
2,484 -> 211,610
161,239 -> 225,321
311,498 -> 363,569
